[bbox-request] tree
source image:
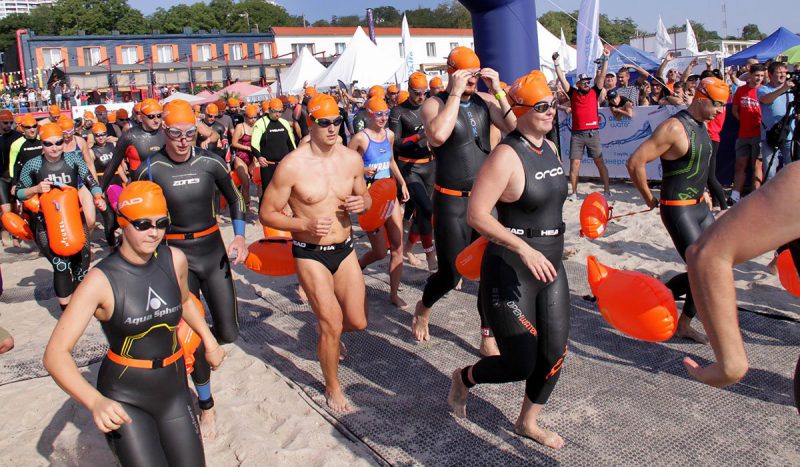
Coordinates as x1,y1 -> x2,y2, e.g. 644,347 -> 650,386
372,6 -> 402,27
599,14 -> 636,45
741,23 -> 765,41
539,11 -> 576,44
667,21 -> 721,52
47,0 -> 148,35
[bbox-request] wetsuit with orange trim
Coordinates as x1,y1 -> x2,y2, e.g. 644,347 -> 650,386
93,141 -> 121,248
100,126 -> 165,190
95,245 -> 204,466
659,109 -> 715,318
389,99 -> 435,253
465,131 -> 570,403
137,146 -> 245,410
422,91 -> 492,335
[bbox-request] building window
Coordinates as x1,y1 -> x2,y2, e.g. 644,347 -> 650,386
229,44 -> 243,60
42,47 -> 62,68
450,42 -> 459,50
398,42 -> 404,57
335,43 -> 346,55
197,44 -> 212,61
291,43 -> 314,57
82,47 -> 102,66
156,45 -> 174,63
426,42 -> 436,57
258,43 -> 271,59
120,46 -> 138,65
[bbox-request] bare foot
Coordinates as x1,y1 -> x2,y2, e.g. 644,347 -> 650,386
515,421 -> 565,449
448,369 -> 468,418
455,279 -> 463,291
199,408 -> 218,440
297,284 -> 308,302
411,301 -> 431,341
405,251 -> 422,267
391,295 -> 408,310
479,336 -> 500,357
325,387 -> 352,413
426,252 -> 438,272
675,315 -> 709,344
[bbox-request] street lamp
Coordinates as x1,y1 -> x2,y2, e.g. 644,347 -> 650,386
240,12 -> 250,31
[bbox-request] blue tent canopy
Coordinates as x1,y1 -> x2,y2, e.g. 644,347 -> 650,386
726,27 -> 800,66
607,44 -> 660,72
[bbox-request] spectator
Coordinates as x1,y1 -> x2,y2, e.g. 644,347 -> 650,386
649,80 -> 668,105
607,90 -> 634,119
656,52 -> 679,91
600,71 -> 617,106
54,82 -> 63,108
614,67 -> 641,103
758,60 -> 796,182
554,49 -> 612,200
664,81 -> 690,105
637,79 -> 651,106
26,89 -> 36,109
685,75 -> 700,100
730,63 -> 766,204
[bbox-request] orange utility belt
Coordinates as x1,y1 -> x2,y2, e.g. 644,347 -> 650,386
434,184 -> 471,197
106,349 -> 183,369
164,224 -> 219,241
660,198 -> 701,206
398,156 -> 433,164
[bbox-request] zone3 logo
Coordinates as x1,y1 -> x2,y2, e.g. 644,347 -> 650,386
173,178 -> 200,186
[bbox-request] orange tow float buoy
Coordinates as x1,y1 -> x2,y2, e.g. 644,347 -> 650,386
358,178 -> 397,233
777,249 -> 800,298
587,256 -> 677,342
176,293 -> 205,374
1,212 -> 33,240
40,186 -> 86,256
23,195 -> 40,213
244,239 -> 296,276
455,237 -> 489,281
579,192 -> 609,239
263,225 -> 291,240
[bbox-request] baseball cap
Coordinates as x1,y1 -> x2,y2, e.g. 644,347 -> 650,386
577,73 -> 592,82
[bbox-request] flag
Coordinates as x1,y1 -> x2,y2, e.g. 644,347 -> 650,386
397,14 -> 415,88
685,19 -> 699,56
366,9 -> 377,45
559,28 -> 575,72
656,16 -> 673,59
576,0 -> 601,77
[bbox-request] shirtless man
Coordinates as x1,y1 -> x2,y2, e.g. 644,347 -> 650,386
260,93 -> 372,412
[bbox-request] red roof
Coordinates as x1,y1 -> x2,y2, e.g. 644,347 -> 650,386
272,26 -> 473,37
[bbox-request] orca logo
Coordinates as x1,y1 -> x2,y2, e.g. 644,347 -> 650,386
145,287 -> 167,312
173,178 -> 200,186
534,167 -> 564,180
118,197 -> 143,209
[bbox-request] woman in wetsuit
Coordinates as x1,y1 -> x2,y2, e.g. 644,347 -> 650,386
16,123 -> 106,309
44,181 -> 225,467
448,71 -> 570,450
348,97 -> 410,308
88,122 -> 127,248
60,115 -> 98,235
230,104 -> 257,210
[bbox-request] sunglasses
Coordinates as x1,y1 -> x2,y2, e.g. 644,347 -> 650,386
1,121 -> 12,124
94,132 -> 107,137
410,89 -> 426,96
371,111 -> 390,118
698,89 -> 726,107
518,100 -> 558,113
314,116 -> 343,128
166,126 -> 197,140
145,113 -> 162,120
269,108 -> 283,113
119,212 -> 170,231
41,139 -> 64,147
205,114 -> 217,119
388,92 -> 399,96
22,125 -> 37,129
118,118 -> 129,122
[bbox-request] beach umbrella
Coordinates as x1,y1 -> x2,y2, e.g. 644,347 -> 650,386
782,44 -> 800,64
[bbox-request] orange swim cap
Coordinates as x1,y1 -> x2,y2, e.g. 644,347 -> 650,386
107,112 -> 117,123
430,76 -> 443,89
133,102 -> 143,114
409,72 -> 428,90
696,77 -> 730,104
116,181 -> 168,227
0,110 -> 13,122
398,90 -> 410,104
140,99 -> 162,115
215,99 -> 227,111
14,116 -> 22,125
368,85 -> 386,98
92,122 -> 107,135
95,105 -> 107,113
205,103 -> 220,116
447,46 -> 480,75
261,100 -> 270,111
163,100 -> 196,126
57,115 -> 74,131
83,111 -> 95,121
39,122 -> 62,140
366,96 -> 389,114
508,70 -> 553,117
269,98 -> 284,111
244,104 -> 258,117
116,108 -> 129,120
20,114 -> 36,127
288,95 -> 298,105
387,84 -> 399,94
304,86 -> 317,97
227,97 -> 240,107
307,94 -> 340,126
48,105 -> 61,116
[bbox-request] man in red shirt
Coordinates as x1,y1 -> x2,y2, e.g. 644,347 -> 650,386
554,49 -> 611,200
730,64 -> 765,203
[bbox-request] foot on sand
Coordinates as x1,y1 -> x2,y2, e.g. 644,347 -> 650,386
325,387 -> 352,413
411,301 -> 431,341
514,421 -> 565,449
200,408 -> 218,440
448,369 -> 468,418
405,251 -> 422,267
392,295 -> 408,310
676,315 -> 709,344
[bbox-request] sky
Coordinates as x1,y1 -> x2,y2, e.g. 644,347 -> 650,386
134,0 -> 793,38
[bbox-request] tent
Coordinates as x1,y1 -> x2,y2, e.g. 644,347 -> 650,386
726,27 -> 800,66
607,44 -> 660,71
215,82 -> 266,99
276,47 -> 326,95
781,44 -> 800,64
161,91 -> 207,104
315,27 -> 404,89
538,22 -> 578,81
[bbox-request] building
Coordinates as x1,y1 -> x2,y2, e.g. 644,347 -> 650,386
629,30 -> 758,58
0,0 -> 54,19
4,28 -> 284,100
271,26 -> 474,75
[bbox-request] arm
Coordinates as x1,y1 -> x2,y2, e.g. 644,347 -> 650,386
732,94 -> 740,120
685,162 -> 800,387
682,58 -> 699,81
618,100 -> 634,118
554,57 -> 570,93
656,51 -> 673,81
15,159 -> 51,201
259,156 -> 310,233
480,68 -> 516,133
250,118 -> 265,159
422,70 -> 472,146
386,131 -> 409,202
100,133 -> 128,190
626,118 -> 681,208
211,156 -> 246,263
625,63 -> 651,79
347,132 -> 375,179
759,81 -> 794,105
594,49 -> 610,89
85,148 -> 99,182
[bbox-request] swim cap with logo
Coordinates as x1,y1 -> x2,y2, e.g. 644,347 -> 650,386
116,181 -> 168,227
306,94 -> 340,127
140,99 -> 162,116
205,103 -> 220,116
48,105 -> 61,117
508,70 -> 553,117
21,114 -> 36,127
163,100 -> 196,126
368,85 -> 386,98
0,110 -> 13,122
58,115 -> 74,131
38,122 -> 63,140
447,46 -> 480,75
244,104 -> 258,117
305,86 -> 317,97
696,77 -> 730,104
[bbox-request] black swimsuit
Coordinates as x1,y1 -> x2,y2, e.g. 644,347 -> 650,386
291,238 -> 354,274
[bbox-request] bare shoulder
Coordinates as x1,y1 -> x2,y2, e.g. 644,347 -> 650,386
421,94 -> 444,115
279,145 -> 309,170
338,143 -> 363,163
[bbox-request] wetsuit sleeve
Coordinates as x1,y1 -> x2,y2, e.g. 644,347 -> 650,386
388,108 -> 405,154
8,137 -> 24,180
15,157 -> 40,200
211,156 -> 246,236
250,118 -> 265,159
67,152 -> 102,196
100,132 -> 129,191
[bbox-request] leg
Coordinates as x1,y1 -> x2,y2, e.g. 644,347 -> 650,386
568,133 -> 585,196
105,403 -> 170,467
385,200 -> 406,309
593,157 -> 610,194
569,159 -> 581,197
78,187 -> 96,237
233,157 -> 250,212
34,221 -> 73,308
732,140 -> 749,200
707,141 -> 728,209
358,228 -> 388,269
585,132 -> 609,194
157,388 -> 206,467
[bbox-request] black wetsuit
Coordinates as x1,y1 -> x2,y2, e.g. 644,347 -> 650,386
389,99 -> 435,251
251,117 -> 295,192
137,147 -> 245,409
0,129 -> 22,204
352,108 -> 369,134
101,126 -> 165,190
469,132 -> 570,404
198,120 -> 228,162
16,152 -> 101,298
9,136 -> 42,185
93,142 -> 120,247
659,110 -> 716,319
422,91 -> 492,334
95,245 -> 204,466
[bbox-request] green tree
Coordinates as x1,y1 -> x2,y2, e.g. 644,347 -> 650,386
667,21 -> 721,52
741,23 -> 765,40
330,15 -> 362,27
47,0 -> 148,35
539,11 -> 576,44
371,6 -> 402,27
599,14 -> 636,45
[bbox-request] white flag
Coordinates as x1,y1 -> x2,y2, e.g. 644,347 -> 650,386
559,27 -> 575,72
655,16 -> 673,59
576,0 -> 601,77
397,14 -> 415,88
685,19 -> 699,56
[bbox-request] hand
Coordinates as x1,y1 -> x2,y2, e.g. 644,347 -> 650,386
519,245 -> 557,282
784,80 -> 796,91
448,69 -> 472,98
705,56 -> 713,68
226,235 -> 247,264
200,140 -> 210,149
364,167 -> 377,178
89,396 -> 132,433
552,52 -> 560,65
306,217 -> 333,237
400,184 -> 410,203
93,196 -> 106,212
344,195 -> 366,214
645,196 -> 659,210
602,48 -> 610,58
37,180 -> 53,194
666,51 -> 674,61
258,157 -> 269,166
690,57 -> 699,67
479,67 -> 501,94
204,343 -> 225,369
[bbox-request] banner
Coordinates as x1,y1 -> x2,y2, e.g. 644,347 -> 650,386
366,9 -> 377,45
685,20 -> 699,56
558,105 -> 686,180
656,16 -> 673,59
576,0 -> 601,77
70,103 -> 135,119
399,14 -> 415,87
559,28 -> 576,73
661,54 -> 721,77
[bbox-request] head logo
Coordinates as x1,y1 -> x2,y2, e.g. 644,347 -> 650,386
145,287 -> 167,311
118,197 -> 143,209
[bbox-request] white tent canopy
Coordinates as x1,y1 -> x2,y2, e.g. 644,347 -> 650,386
315,27 -> 404,89
275,47 -> 326,95
161,91 -> 207,104
537,22 -> 578,82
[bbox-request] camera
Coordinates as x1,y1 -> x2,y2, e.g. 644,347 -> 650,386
552,52 -> 559,61
788,70 -> 800,93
